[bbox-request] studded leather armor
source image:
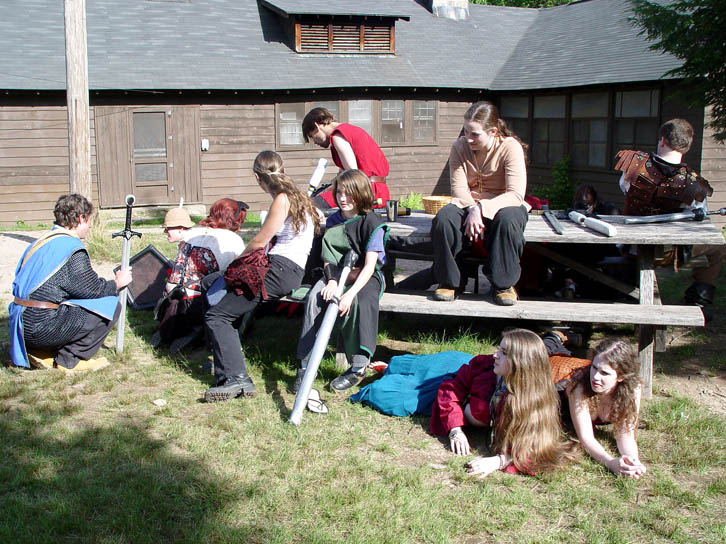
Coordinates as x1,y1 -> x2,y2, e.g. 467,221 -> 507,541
615,149 -> 713,216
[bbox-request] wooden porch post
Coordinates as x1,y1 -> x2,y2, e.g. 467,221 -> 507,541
637,245 -> 656,399
64,0 -> 92,199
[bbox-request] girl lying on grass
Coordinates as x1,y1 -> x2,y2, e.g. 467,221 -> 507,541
430,328 -> 577,478
559,338 -> 645,478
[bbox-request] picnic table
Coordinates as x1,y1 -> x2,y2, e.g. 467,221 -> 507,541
380,211 -> 725,397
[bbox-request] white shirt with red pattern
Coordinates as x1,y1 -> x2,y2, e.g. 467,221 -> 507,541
167,227 -> 245,297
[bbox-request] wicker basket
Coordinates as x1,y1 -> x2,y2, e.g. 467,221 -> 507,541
423,196 -> 451,215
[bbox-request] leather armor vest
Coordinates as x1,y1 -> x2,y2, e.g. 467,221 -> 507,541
615,150 -> 713,216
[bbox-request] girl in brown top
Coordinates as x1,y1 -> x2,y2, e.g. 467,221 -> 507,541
432,101 -> 529,305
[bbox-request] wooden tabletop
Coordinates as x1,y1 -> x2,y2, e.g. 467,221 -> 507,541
386,212 -> 725,246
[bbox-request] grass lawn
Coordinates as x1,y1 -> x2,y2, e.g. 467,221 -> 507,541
1,231 -> 724,543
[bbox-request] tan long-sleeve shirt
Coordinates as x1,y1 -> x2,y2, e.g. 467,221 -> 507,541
449,136 -> 528,219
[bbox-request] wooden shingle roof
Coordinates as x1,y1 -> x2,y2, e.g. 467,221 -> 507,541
0,0 -> 680,92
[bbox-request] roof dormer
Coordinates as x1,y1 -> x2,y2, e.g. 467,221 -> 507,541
259,0 -> 410,54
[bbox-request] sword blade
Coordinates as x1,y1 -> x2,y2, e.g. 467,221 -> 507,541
115,238 -> 131,353
624,211 -> 695,224
543,210 -> 564,235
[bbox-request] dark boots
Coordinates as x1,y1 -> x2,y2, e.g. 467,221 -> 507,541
684,281 -> 715,306
684,281 -> 716,323
204,374 -> 257,403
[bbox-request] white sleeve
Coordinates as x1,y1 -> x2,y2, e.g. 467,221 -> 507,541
618,172 -> 629,194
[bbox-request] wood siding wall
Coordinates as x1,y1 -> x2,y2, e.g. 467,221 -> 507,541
701,106 -> 726,231
200,101 -> 468,213
2,94 -> 722,230
0,107 -> 99,225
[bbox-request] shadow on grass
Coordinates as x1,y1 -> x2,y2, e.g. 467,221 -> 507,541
0,232 -> 38,245
0,410 -> 260,543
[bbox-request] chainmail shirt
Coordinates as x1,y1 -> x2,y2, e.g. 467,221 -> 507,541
23,249 -> 117,349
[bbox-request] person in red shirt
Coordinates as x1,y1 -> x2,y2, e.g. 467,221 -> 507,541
430,328 -> 577,478
302,107 -> 390,209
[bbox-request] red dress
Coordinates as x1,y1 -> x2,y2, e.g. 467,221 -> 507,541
429,355 -> 498,436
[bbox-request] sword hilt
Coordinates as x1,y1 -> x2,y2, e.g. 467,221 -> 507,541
112,229 -> 142,240
112,194 -> 143,241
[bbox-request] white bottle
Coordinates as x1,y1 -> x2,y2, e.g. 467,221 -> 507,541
307,158 -> 328,195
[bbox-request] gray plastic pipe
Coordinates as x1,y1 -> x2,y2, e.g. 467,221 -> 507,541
289,250 -> 356,425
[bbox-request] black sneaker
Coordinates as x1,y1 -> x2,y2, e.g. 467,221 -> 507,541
292,368 -> 307,394
204,375 -> 257,403
329,367 -> 366,392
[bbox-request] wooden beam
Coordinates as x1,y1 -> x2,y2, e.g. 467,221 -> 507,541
637,246 -> 656,399
64,0 -> 91,199
378,291 -> 704,327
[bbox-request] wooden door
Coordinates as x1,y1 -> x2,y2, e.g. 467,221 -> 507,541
96,105 -> 200,207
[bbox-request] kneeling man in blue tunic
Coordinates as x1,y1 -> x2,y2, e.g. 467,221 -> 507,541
9,193 -> 133,371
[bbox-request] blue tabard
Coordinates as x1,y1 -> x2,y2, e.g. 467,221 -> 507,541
8,228 -> 119,368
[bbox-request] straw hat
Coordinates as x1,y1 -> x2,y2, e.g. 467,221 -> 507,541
163,207 -> 194,228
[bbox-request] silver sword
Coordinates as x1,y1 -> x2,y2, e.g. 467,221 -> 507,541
568,210 -> 618,237
624,207 -> 725,224
112,194 -> 142,353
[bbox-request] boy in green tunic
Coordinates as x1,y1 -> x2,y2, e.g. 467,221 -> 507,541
294,170 -> 389,392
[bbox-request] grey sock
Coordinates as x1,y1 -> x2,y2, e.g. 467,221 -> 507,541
351,354 -> 369,373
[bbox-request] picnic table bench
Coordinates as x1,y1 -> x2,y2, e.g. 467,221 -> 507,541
378,212 -> 725,397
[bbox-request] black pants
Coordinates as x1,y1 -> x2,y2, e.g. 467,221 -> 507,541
159,295 -> 205,343
205,255 -> 304,383
50,303 -> 121,369
431,203 -> 527,290
296,273 -> 382,369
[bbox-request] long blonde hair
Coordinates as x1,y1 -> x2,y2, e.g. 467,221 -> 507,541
253,151 -> 318,234
494,329 -> 577,473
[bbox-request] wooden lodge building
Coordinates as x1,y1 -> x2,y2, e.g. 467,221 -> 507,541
1,0 -> 724,227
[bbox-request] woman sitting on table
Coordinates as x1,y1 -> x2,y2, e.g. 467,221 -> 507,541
559,338 -> 646,478
430,328 -> 576,478
431,101 -> 529,305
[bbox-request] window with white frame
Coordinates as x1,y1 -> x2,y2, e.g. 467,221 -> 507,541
349,100 -> 373,136
278,103 -> 306,146
381,100 -> 405,143
413,101 -> 436,143
276,100 -> 437,149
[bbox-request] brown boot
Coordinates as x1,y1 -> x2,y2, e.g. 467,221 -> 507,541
55,356 -> 111,372
433,287 -> 457,301
27,350 -> 55,369
493,286 -> 518,306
